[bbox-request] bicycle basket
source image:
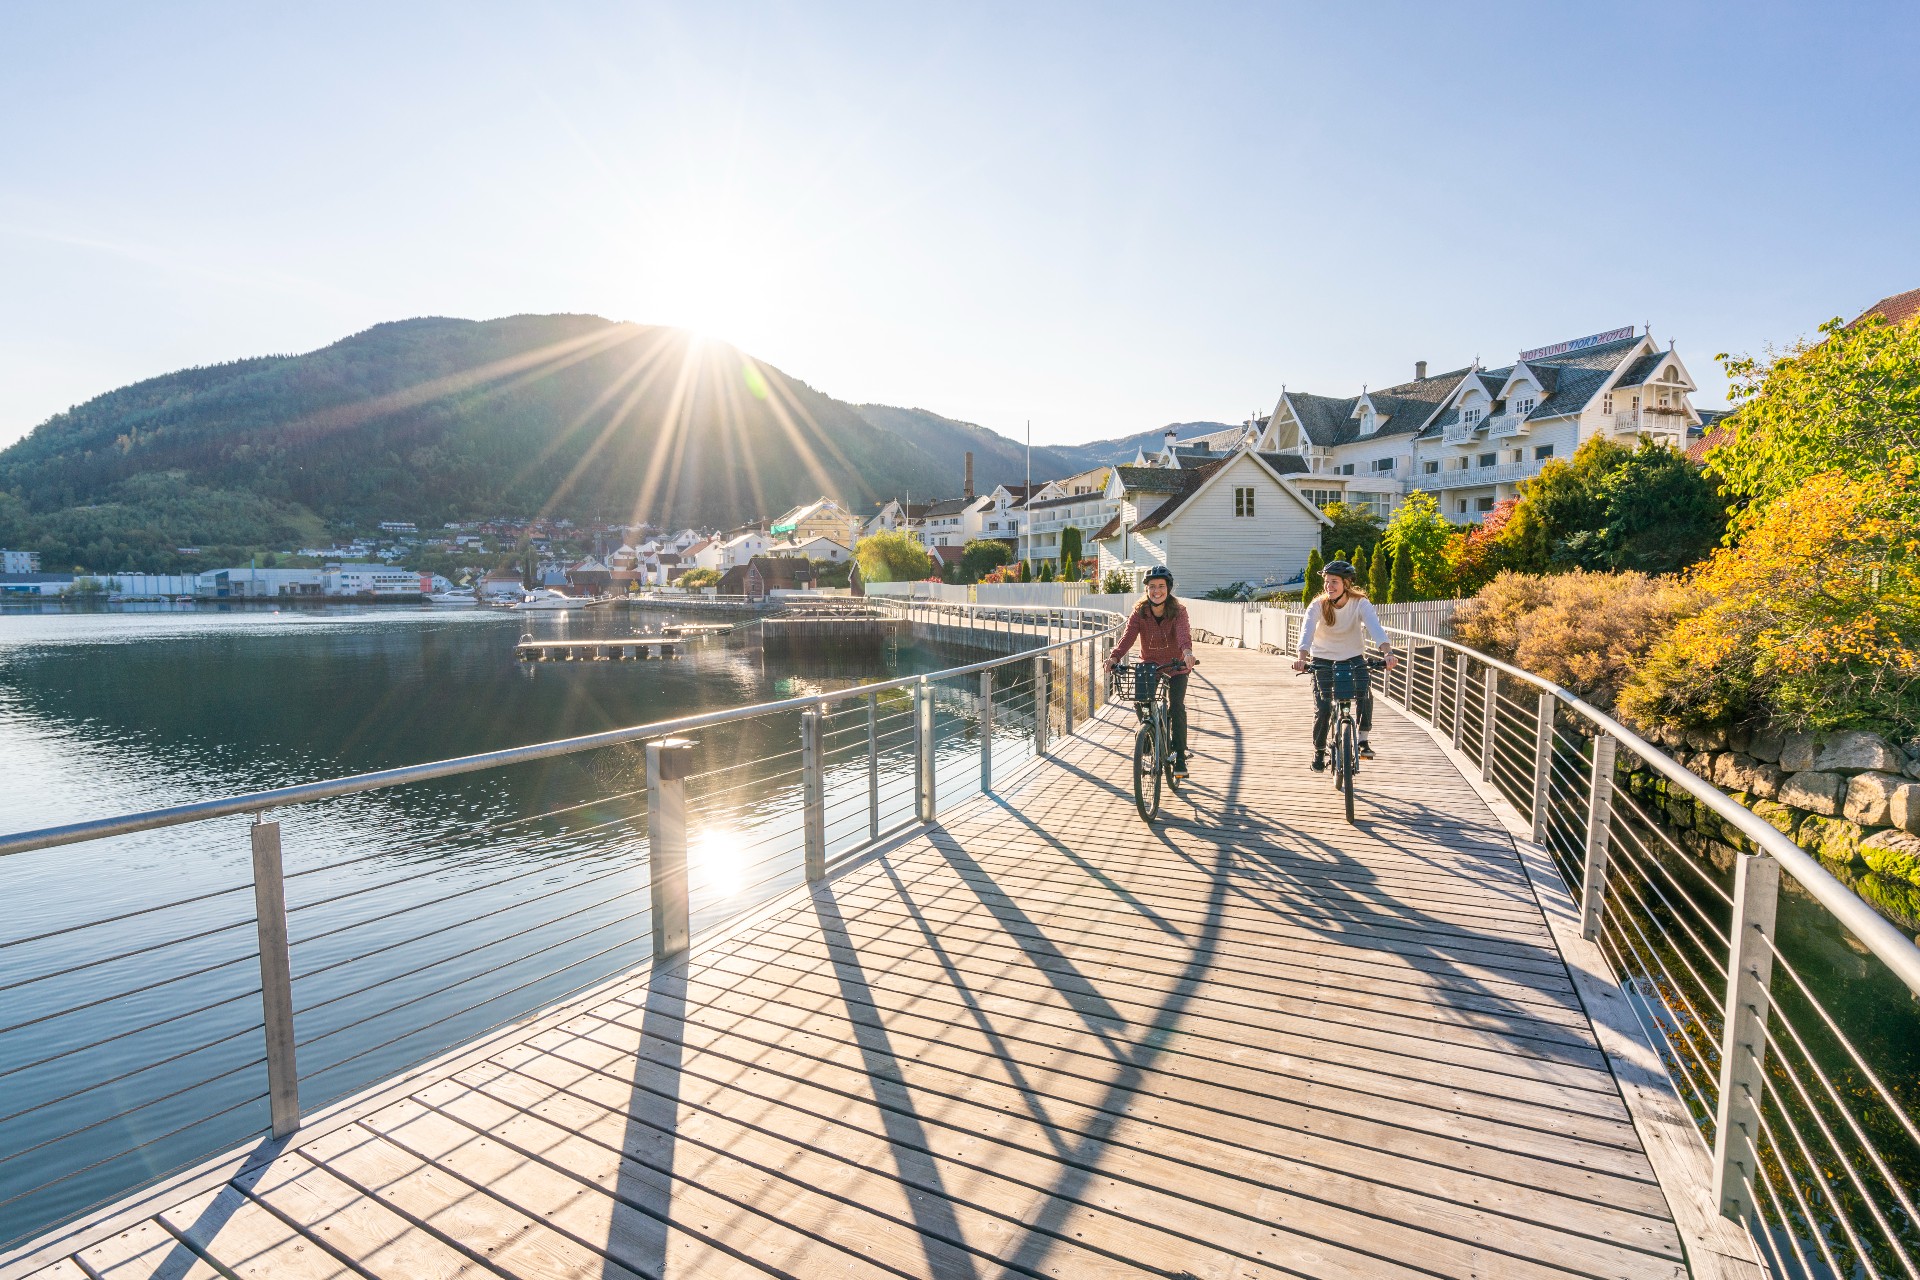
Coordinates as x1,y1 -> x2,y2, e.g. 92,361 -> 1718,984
1327,663 -> 1361,702
1108,663 -> 1157,703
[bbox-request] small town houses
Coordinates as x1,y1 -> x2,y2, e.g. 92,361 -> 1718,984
1092,450 -> 1329,596
1238,324 -> 1708,524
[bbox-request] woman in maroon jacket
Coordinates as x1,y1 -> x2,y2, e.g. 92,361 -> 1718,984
1103,566 -> 1199,775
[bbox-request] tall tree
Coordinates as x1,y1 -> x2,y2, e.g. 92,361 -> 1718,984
854,531 -> 932,583
1381,491 -> 1453,600
1352,544 -> 1370,585
1389,541 -> 1413,604
1318,501 -> 1384,559
1710,313 -> 1920,516
1367,538 -> 1391,600
1303,547 -> 1324,605
1059,526 -> 1083,578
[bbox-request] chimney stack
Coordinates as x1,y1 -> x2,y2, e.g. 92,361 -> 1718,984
1415,360 -> 1428,380
963,451 -> 974,501
1164,429 -> 1178,455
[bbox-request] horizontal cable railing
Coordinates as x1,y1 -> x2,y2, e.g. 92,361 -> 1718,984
1305,622 -> 1920,1278
0,601 -> 1122,1255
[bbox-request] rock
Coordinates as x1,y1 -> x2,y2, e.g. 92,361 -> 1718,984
1813,731 -> 1905,776
1779,731 -> 1819,773
1752,799 -> 1801,838
1702,840 -> 1740,873
1684,725 -> 1727,753
1748,729 -> 1785,764
1891,782 -> 1920,835
1779,770 -> 1847,817
1854,873 -> 1920,934
1728,725 -> 1752,755
1711,752 -> 1742,789
1738,761 -> 1787,800
1797,816 -> 1864,870
1665,793 -> 1694,829
1845,772 -> 1912,828
1861,829 -> 1920,886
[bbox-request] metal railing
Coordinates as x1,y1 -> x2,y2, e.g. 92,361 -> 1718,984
0,602 -> 1121,1253
1331,625 -> 1920,1278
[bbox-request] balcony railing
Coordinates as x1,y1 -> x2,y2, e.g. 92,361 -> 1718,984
1486,413 -> 1528,439
1442,419 -> 1482,445
1409,458 -> 1540,491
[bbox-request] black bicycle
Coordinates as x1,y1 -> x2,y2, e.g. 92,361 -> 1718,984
1300,655 -> 1388,823
1109,661 -> 1183,822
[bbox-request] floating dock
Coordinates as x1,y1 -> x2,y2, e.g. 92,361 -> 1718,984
514,637 -> 682,661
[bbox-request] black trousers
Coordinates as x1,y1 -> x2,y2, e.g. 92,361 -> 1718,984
1141,668 -> 1190,758
1310,660 -> 1372,753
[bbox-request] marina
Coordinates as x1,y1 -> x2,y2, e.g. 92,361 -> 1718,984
514,635 -> 684,661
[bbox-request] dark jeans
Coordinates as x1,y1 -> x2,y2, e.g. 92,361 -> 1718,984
1310,659 -> 1372,753
1140,668 -> 1190,758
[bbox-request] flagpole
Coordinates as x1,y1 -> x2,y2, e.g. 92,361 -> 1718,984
1024,419 -> 1031,565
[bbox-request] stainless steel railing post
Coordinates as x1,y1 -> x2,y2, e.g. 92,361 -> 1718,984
1579,733 -> 1618,940
250,818 -> 300,1138
646,738 -> 695,958
1480,667 -> 1498,781
1086,636 -> 1098,713
1710,850 -> 1781,1222
801,708 -> 826,882
1034,654 -> 1051,756
915,678 -> 936,823
1530,691 -> 1556,844
980,670 -> 994,793
1065,646 -> 1075,737
866,692 -> 880,842
1450,652 -> 1467,750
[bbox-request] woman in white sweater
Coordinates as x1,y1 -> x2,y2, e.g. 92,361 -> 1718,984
1290,560 -> 1398,771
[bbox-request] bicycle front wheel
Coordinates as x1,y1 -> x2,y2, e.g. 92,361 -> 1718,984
1134,722 -> 1162,822
1337,717 -> 1358,823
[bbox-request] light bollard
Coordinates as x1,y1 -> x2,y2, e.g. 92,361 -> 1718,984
250,819 -> 300,1138
646,738 -> 696,958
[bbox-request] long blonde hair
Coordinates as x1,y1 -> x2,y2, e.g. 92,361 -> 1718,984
1318,579 -> 1368,627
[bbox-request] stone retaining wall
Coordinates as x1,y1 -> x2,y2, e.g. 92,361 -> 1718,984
1625,725 -> 1920,935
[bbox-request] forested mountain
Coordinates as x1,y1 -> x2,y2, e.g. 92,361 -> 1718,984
0,314 -> 1232,572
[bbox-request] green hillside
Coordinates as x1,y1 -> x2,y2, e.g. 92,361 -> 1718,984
0,314 -> 1238,573
0,316 -> 1022,571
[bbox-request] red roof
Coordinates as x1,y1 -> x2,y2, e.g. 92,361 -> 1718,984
1852,287 -> 1920,328
927,545 -> 965,565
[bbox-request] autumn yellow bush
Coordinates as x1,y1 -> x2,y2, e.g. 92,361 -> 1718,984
1456,569 -> 1699,706
1619,462 -> 1920,736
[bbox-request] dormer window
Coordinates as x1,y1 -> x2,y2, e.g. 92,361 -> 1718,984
1602,392 -> 1613,414
1462,406 -> 1482,424
1513,396 -> 1535,416
1359,408 -> 1375,433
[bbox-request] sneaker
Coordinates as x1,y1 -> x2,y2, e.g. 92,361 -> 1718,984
1309,752 -> 1326,773
1358,741 -> 1376,761
1172,754 -> 1188,778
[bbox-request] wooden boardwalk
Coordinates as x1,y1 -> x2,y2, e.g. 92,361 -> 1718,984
15,647 -> 1689,1280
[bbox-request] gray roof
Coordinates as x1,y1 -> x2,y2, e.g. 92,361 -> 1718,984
922,497 -> 978,517
1611,353 -> 1663,388
1027,491 -> 1105,510
1255,452 -> 1310,474
1283,365 -> 1469,448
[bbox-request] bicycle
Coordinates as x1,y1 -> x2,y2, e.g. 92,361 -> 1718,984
1109,661 -> 1184,822
1298,655 -> 1388,824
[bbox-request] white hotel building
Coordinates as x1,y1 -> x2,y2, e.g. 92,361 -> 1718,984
1184,326 -> 1707,524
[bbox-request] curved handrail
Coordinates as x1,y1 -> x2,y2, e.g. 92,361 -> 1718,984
0,602 -> 1121,859
1376,622 -> 1920,998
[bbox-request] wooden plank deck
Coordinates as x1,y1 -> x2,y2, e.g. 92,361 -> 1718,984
11,646 -> 1691,1279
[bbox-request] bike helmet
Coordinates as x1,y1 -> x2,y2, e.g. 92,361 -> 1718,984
1143,567 -> 1174,587
1322,560 -> 1358,580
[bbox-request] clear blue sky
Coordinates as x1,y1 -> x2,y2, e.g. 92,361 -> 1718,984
3,2 -> 1916,449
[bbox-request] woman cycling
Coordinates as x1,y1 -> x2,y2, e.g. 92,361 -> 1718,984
1290,559 -> 1397,771
1104,566 -> 1198,777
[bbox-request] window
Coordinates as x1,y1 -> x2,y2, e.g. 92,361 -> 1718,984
1477,497 -> 1496,513
1478,453 -> 1496,468
1359,410 -> 1375,432
1601,392 -> 1614,414
1233,486 -> 1255,517
1513,396 -> 1535,416
1302,488 -> 1340,508
1534,444 -> 1554,460
1462,406 -> 1483,424
1422,460 -> 1439,474
1631,394 -> 1641,410
1457,499 -> 1468,514
1370,457 -> 1395,473
1338,463 -> 1356,475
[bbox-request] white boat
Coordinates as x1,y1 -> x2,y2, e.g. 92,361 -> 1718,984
512,588 -> 595,611
426,587 -> 479,606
